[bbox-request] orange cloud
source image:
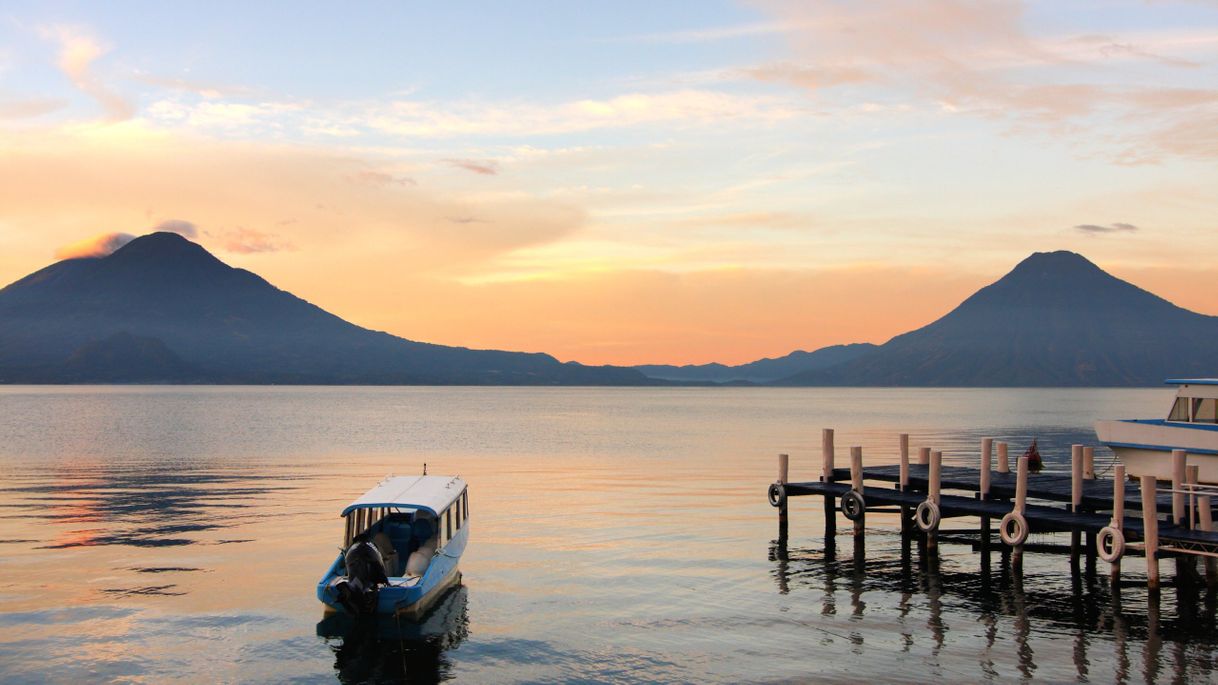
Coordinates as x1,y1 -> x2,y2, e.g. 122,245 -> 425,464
53,231 -> 134,259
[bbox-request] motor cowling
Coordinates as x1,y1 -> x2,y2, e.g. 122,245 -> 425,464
332,539 -> 389,615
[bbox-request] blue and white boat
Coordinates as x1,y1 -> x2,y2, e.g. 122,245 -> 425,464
1096,379 -> 1218,482
317,474 -> 469,619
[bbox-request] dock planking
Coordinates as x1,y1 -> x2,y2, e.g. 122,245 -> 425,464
822,463 -> 1210,515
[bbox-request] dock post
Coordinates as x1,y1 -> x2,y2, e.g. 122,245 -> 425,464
778,453 -> 789,536
1187,465 -> 1199,529
997,442 -> 1009,474
899,434 -> 910,491
850,446 -> 865,539
899,434 -> 911,536
1013,455 -> 1029,572
1083,447 -> 1095,480
1172,449 -> 1186,527
1111,464 -> 1125,582
980,438 -> 993,552
1141,475 -> 1160,592
1199,491 -> 1217,586
1184,465 -> 1202,584
1071,445 -> 1083,567
928,450 -> 942,551
980,438 -> 992,497
822,429 -> 836,540
918,446 -> 930,466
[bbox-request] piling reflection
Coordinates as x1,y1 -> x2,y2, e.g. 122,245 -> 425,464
770,531 -> 1218,683
317,585 -> 470,684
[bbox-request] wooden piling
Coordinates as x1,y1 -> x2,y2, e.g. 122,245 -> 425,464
1187,465 -> 1199,529
980,438 -> 992,499
778,453 -> 789,531
928,450 -> 942,550
1199,492 -> 1217,585
918,446 -> 930,466
1071,445 -> 1083,565
997,441 -> 1009,474
899,434 -> 910,490
899,433 -> 911,534
1111,463 -> 1125,581
851,446 -> 865,537
822,429 -> 836,539
1141,475 -> 1160,592
1013,455 -> 1028,572
980,438 -> 992,551
1083,447 -> 1095,480
1172,449 -> 1186,526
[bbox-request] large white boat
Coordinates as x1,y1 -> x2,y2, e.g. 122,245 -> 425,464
1095,379 -> 1218,482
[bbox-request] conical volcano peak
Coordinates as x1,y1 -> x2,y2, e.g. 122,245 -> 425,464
108,231 -> 214,262
1005,250 -> 1104,279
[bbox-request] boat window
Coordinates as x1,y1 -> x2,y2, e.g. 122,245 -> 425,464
446,507 -> 453,540
1169,397 -> 1189,422
456,497 -> 463,529
1195,398 -> 1218,424
463,491 -> 469,520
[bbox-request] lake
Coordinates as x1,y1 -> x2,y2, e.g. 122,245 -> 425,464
1,386 -> 1214,683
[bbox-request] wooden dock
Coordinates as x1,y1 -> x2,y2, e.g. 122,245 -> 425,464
770,430 -> 1218,593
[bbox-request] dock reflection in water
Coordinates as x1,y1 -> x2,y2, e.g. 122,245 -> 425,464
771,530 -> 1218,683
317,586 -> 470,684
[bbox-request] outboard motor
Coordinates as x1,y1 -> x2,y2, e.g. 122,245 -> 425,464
329,535 -> 389,615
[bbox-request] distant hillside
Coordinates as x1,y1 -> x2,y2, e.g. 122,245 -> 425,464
775,251 -> 1218,387
635,343 -> 877,383
0,232 -> 655,385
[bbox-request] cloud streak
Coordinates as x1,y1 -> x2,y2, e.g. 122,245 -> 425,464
1074,222 -> 1139,234
42,25 -> 133,121
442,158 -> 499,175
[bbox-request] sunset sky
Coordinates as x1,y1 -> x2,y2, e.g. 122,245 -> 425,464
1,1 -> 1216,365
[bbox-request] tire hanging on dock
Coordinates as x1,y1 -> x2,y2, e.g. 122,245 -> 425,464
914,500 -> 940,532
841,490 -> 866,521
768,482 -> 786,508
1097,525 -> 1125,563
999,511 -> 1029,546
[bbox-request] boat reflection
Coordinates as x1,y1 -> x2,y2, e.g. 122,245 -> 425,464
317,585 -> 470,684
770,532 -> 1218,683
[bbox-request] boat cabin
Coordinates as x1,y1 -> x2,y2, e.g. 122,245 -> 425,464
340,475 -> 469,579
1165,379 -> 1218,426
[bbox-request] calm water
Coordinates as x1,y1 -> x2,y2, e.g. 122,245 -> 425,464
0,386 -> 1214,683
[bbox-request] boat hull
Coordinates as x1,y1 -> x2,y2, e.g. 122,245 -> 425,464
1095,419 -> 1218,482
317,523 -> 468,619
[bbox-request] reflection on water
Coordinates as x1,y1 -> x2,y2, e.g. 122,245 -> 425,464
318,586 -> 470,684
771,529 -> 1218,683
3,385 -> 1214,683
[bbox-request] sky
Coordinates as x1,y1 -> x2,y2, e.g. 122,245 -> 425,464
1,1 -> 1216,366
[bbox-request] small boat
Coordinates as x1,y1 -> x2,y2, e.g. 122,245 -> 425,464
1095,378 -> 1218,482
317,474 -> 469,619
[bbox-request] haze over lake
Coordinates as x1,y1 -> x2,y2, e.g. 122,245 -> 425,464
3,385 -> 1214,683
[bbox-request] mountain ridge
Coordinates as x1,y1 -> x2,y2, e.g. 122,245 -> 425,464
0,232 -> 656,385
774,250 -> 1217,386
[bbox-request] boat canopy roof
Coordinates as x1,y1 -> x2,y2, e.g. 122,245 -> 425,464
1167,379 -> 1218,386
341,475 -> 466,517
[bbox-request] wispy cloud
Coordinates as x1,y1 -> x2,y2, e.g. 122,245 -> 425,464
442,158 -> 499,175
41,25 -> 132,121
150,219 -> 198,238
206,226 -> 293,254
0,97 -> 67,120
1074,222 -> 1139,234
748,1 -> 1218,161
